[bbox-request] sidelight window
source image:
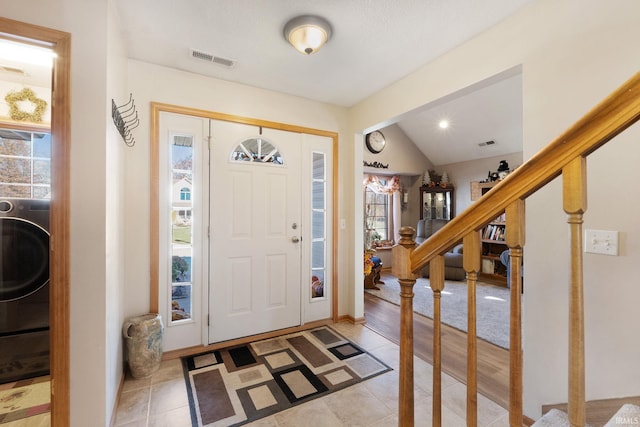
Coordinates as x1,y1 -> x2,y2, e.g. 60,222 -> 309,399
170,133 -> 194,323
310,152 -> 327,299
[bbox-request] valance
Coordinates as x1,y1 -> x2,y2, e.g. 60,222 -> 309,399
363,174 -> 400,194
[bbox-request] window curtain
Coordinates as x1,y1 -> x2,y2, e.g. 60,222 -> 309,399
363,174 -> 402,244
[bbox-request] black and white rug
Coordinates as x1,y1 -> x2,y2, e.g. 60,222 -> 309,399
182,326 -> 392,426
366,274 -> 511,349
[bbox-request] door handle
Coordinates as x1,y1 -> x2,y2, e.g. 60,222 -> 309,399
291,236 -> 300,243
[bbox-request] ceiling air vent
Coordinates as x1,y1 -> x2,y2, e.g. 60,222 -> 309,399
190,49 -> 235,68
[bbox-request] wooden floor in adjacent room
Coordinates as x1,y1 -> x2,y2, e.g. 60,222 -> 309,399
363,291 -> 511,410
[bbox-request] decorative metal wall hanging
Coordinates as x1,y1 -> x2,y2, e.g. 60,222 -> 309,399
363,160 -> 389,169
112,94 -> 139,147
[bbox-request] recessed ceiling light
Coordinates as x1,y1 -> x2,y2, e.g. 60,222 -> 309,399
438,120 -> 449,129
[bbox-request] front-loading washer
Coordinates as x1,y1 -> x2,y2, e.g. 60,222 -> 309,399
0,198 -> 50,384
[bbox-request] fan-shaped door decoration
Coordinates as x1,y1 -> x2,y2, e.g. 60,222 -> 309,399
230,137 -> 284,165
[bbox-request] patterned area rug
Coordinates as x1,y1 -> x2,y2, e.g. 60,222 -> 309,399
182,326 -> 392,426
0,376 -> 50,424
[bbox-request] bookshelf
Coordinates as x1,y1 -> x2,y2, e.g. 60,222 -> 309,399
480,216 -> 508,286
470,180 -> 508,286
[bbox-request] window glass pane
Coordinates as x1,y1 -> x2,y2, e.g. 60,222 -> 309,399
365,190 -> 375,204
312,211 -> 324,239
33,159 -> 51,184
312,241 -> 324,268
364,187 -> 388,246
171,284 -> 191,321
0,136 -> 30,156
311,271 -> 324,298
33,134 -> 51,158
231,137 -> 283,164
311,151 -> 327,299
312,152 -> 325,179
0,184 -> 30,198
170,133 -> 193,322
0,158 -> 31,183
33,186 -> 49,199
0,130 -> 50,199
312,181 -> 324,210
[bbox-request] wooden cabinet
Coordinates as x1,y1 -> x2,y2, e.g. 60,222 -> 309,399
420,185 -> 454,220
480,219 -> 507,286
470,180 -> 498,201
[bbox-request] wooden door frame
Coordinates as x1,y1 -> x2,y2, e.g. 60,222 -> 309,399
150,103 -> 340,332
0,18 -> 71,426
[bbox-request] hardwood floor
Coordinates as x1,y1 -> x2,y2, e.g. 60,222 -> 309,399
363,291 -> 511,409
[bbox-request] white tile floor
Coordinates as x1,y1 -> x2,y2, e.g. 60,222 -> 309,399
113,322 -> 510,427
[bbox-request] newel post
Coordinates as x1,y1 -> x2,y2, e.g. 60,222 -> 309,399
392,226 -> 418,427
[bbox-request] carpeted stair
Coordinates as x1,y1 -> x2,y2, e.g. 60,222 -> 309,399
533,403 -> 640,427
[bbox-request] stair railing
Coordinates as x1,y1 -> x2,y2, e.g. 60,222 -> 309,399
392,70 -> 640,427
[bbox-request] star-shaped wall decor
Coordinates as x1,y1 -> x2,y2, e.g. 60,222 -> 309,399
4,87 -> 48,122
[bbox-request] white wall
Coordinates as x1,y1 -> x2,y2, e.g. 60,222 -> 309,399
3,1 -> 127,424
105,0 -> 129,420
124,60 -> 350,322
363,123 -> 433,235
364,123 -> 432,176
348,0 -> 640,417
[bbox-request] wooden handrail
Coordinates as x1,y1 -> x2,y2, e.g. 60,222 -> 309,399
394,70 -> 640,427
410,71 -> 640,274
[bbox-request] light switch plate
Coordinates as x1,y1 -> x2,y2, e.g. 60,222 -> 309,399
584,229 -> 619,256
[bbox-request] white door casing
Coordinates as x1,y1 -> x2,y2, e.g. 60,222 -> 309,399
158,112 -> 207,351
301,134 -> 333,323
157,111 -> 334,349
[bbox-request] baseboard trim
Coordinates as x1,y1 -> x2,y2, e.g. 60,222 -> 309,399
336,314 -> 366,324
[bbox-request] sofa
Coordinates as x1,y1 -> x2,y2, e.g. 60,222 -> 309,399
415,219 -> 466,281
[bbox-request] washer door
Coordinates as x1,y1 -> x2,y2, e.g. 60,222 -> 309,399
0,217 -> 50,302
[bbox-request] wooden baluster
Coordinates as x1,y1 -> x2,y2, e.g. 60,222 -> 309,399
506,200 -> 525,426
463,232 -> 481,427
392,226 -> 418,427
563,157 -> 587,427
430,254 -> 446,427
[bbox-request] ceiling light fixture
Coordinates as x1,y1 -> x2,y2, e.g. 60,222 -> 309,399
438,119 -> 449,129
283,15 -> 332,55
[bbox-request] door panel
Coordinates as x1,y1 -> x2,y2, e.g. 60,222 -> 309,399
209,122 -> 302,343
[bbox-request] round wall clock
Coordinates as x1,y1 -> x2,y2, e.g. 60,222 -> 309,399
365,130 -> 386,154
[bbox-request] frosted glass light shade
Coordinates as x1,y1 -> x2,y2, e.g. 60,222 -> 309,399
284,15 -> 332,55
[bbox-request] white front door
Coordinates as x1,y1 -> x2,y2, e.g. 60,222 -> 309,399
208,121 -> 302,342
